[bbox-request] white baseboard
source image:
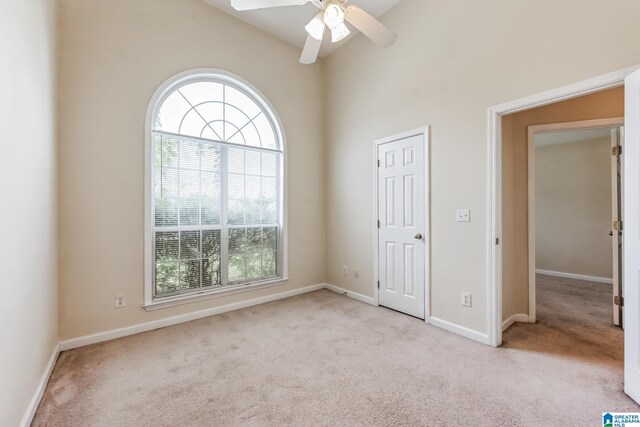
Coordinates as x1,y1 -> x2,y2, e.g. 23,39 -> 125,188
502,313 -> 531,331
59,283 -> 325,351
26,284 -> 499,425
535,269 -> 613,284
27,283 -> 499,425
324,284 -> 377,306
20,344 -> 60,427
429,316 -> 490,345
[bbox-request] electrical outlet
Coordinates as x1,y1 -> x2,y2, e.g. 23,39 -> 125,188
354,268 -> 360,279
342,265 -> 348,276
456,209 -> 471,223
461,292 -> 472,307
115,294 -> 126,309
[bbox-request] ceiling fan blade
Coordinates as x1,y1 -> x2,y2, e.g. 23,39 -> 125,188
344,5 -> 398,48
231,0 -> 308,11
300,33 -> 323,64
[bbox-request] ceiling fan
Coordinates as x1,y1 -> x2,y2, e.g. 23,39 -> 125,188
230,0 -> 398,64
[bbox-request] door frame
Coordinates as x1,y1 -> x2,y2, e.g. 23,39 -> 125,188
373,126 -> 431,322
526,117 -> 624,324
487,65 -> 640,347
611,126 -> 625,327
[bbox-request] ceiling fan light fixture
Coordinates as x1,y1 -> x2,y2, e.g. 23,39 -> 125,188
323,3 -> 345,30
331,22 -> 350,43
305,13 -> 325,40
228,0 -> 398,65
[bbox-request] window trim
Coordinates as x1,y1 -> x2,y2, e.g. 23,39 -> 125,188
144,69 -> 288,310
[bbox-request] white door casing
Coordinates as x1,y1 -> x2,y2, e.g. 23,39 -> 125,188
611,127 -> 623,327
487,65 -> 640,349
376,130 -> 427,319
624,69 -> 640,403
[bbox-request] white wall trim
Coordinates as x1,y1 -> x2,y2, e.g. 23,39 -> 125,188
429,316 -> 490,345
143,278 -> 291,311
487,65 -> 640,348
528,118 -> 626,135
535,269 -> 613,284
60,283 -> 324,351
502,313 -> 531,332
324,284 -> 377,305
28,284 -> 490,423
527,125 -> 537,324
58,282 -> 496,352
19,344 -> 60,427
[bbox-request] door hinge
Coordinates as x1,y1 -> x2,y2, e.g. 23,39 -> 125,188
496,238 -> 500,245
377,220 -> 380,228
377,281 -> 380,289
377,159 -> 380,167
614,295 -> 624,306
613,146 -> 622,156
614,220 -> 623,231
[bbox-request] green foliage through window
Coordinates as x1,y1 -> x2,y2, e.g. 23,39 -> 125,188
150,77 -> 283,300
153,134 -> 280,298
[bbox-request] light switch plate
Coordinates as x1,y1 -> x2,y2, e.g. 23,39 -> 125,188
456,209 -> 471,222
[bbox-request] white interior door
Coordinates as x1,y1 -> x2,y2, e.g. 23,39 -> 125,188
377,133 -> 426,319
612,127 -> 623,327
624,69 -> 640,403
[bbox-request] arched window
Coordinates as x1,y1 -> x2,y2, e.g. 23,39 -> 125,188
145,70 -> 285,307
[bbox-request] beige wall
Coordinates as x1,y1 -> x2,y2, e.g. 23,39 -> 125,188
0,0 -> 58,425
502,88 -> 623,320
58,0 -> 325,340
54,0 -> 640,344
535,137 -> 613,279
324,0 -> 640,335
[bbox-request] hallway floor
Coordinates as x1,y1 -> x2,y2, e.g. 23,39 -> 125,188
503,274 -> 623,361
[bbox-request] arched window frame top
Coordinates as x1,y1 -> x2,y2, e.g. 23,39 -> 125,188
148,69 -> 285,152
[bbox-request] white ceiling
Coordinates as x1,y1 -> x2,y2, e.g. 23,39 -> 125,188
535,128 -> 614,147
201,0 -> 401,57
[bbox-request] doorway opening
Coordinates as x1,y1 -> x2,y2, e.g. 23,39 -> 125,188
527,119 -> 624,329
486,65 -> 640,404
498,87 -> 625,341
497,108 -> 627,406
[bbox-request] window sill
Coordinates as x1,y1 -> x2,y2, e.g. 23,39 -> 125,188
143,277 -> 290,311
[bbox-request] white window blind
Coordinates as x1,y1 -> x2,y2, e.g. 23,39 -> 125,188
150,78 -> 283,300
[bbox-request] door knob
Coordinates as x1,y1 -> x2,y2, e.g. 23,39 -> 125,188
414,233 -> 423,240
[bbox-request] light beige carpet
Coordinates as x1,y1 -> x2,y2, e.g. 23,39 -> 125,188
34,276 -> 638,426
